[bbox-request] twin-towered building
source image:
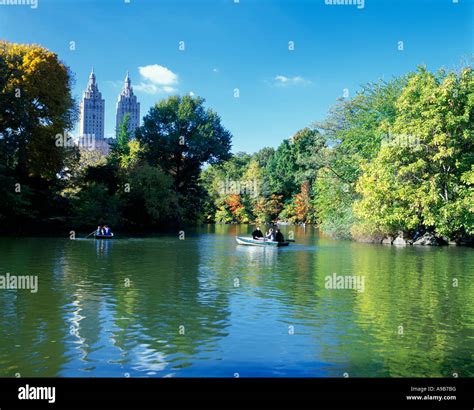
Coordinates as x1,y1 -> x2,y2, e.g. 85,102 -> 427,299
116,72 -> 140,136
79,69 -> 140,154
79,69 -> 105,141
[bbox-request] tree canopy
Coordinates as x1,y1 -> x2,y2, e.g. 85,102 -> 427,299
0,42 -> 77,230
1,41 -> 471,243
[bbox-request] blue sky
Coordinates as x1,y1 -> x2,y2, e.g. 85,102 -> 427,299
0,0 -> 472,153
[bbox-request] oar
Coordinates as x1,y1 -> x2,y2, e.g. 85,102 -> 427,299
85,230 -> 96,238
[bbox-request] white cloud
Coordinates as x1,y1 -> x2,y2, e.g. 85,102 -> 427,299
212,68 -> 219,73
139,64 -> 178,85
272,75 -> 311,87
135,64 -> 179,94
189,91 -> 195,96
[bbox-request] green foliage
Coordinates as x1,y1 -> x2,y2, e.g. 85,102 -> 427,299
137,95 -> 232,225
0,41 -> 77,232
1,41 -> 471,243
279,199 -> 298,224
354,67 -> 474,239
110,113 -> 132,165
200,66 -> 472,244
0,168 -> 36,227
121,164 -> 177,226
307,77 -> 406,238
253,194 -> 284,223
253,147 -> 275,168
0,41 -> 77,181
313,168 -> 354,239
70,182 -> 121,229
266,139 -> 299,198
66,95 -> 232,230
292,127 -> 326,185
137,95 -> 232,188
314,78 -> 405,184
200,152 -> 254,222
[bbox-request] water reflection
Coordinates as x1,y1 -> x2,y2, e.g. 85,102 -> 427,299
236,244 -> 279,267
0,228 -> 472,377
95,238 -> 112,256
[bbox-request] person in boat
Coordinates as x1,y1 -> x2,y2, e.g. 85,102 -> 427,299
275,229 -> 285,243
252,227 -> 263,240
265,228 -> 276,241
103,225 -> 112,236
96,226 -> 102,236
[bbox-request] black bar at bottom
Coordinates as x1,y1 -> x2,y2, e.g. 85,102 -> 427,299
0,377 -> 471,409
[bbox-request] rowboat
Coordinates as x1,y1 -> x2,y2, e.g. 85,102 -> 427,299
94,233 -> 114,239
235,236 -> 289,247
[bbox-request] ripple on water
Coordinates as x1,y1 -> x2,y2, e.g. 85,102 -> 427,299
0,230 -> 472,377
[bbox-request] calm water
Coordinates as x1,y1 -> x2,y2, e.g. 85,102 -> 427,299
0,225 -> 472,378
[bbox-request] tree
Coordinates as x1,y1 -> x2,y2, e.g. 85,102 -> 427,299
313,166 -> 354,239
253,194 -> 283,223
292,127 -> 325,186
314,78 -> 405,185
110,113 -> 132,165
0,41 -> 77,180
354,67 -> 474,240
137,95 -> 232,224
121,164 -> 178,227
294,181 -> 312,223
252,147 -> 275,169
0,41 -> 77,232
310,78 -> 405,238
199,153 -> 258,223
266,139 -> 299,198
70,182 -> 121,229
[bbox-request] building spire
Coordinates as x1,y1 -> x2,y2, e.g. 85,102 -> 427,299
80,68 -> 105,143
88,68 -> 97,90
116,71 -> 140,138
122,71 -> 133,96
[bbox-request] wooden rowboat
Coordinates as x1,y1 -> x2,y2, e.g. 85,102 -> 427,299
235,236 -> 289,247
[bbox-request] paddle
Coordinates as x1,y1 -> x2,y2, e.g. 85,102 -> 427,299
85,230 -> 96,238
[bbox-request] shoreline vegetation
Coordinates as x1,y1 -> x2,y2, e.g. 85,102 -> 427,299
1,41 -> 473,246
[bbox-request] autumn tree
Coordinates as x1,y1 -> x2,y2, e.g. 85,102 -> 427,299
0,41 -> 77,231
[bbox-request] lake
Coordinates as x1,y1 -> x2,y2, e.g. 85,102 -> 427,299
0,225 -> 472,377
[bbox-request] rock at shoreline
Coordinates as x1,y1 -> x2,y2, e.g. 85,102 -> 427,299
413,233 -> 441,246
392,236 -> 408,246
381,237 -> 393,244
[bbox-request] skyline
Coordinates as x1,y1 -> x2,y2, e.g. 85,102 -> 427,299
0,0 -> 472,153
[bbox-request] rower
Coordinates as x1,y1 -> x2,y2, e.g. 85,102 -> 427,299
275,229 -> 285,243
266,228 -> 276,241
252,226 -> 263,239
